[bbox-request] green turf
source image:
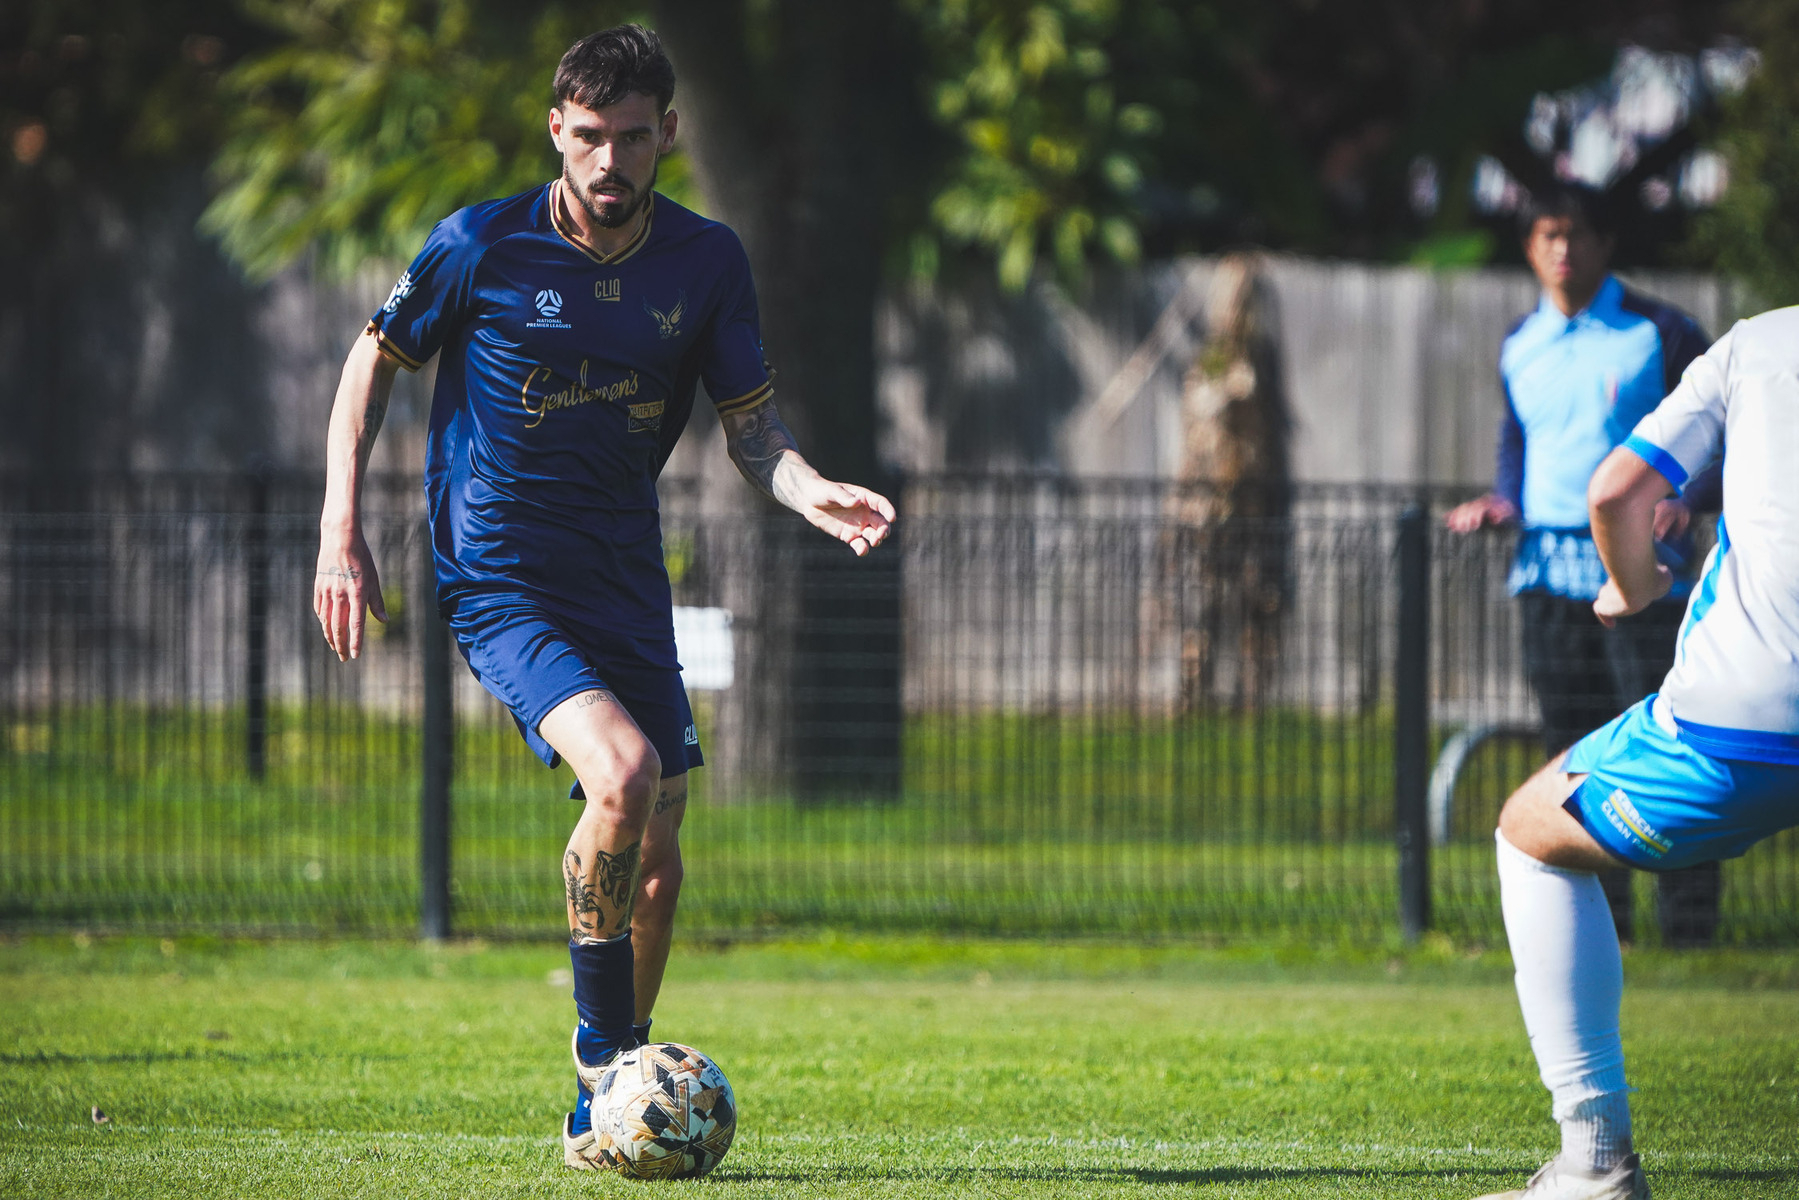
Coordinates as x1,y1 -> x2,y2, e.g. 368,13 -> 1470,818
3,936 -> 1796,1197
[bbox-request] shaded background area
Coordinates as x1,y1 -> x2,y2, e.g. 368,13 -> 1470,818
4,0 -> 1799,941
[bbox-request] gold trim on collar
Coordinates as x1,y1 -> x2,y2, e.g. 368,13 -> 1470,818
550,180 -> 654,265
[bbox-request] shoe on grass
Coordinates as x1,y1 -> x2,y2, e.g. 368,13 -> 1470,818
1472,1153 -> 1649,1199
561,1111 -> 616,1171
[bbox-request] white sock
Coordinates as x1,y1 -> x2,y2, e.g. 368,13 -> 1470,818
1496,830 -> 1633,1171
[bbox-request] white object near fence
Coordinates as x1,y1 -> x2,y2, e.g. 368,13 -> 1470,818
673,606 -> 734,691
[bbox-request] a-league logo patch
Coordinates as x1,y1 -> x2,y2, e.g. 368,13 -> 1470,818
382,270 -> 415,314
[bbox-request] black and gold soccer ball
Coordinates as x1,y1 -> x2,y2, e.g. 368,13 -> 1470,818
591,1042 -> 736,1179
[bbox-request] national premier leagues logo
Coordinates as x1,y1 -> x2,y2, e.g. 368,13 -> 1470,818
644,291 -> 687,340
527,286 -> 571,330
382,270 -> 415,314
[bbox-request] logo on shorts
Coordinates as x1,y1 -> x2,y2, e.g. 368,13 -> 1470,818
527,287 -> 571,329
684,724 -> 699,747
1600,788 -> 1672,859
382,270 -> 415,314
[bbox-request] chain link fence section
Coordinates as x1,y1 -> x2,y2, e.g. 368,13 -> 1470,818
2,474 -> 1795,942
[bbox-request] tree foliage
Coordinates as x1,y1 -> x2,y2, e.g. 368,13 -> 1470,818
189,0 -> 1734,289
200,0 -> 692,280
1692,0 -> 1799,307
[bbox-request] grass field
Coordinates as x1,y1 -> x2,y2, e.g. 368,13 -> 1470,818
4,935 -> 1797,1198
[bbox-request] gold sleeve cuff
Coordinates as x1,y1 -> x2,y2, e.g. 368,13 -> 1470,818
365,321 -> 425,373
713,380 -> 773,418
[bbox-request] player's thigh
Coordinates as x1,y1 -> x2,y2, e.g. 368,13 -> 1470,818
540,689 -> 662,806
1498,755 -> 1621,872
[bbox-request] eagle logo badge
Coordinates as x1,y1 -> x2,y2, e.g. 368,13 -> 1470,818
644,291 -> 687,340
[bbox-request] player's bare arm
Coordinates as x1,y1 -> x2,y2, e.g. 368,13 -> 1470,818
720,400 -> 896,556
1588,445 -> 1675,627
315,329 -> 402,661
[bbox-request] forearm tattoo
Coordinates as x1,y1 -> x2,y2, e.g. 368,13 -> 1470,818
357,388 -> 390,462
730,405 -> 804,510
563,843 -> 642,938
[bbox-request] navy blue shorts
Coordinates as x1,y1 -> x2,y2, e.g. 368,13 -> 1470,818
1563,696 -> 1799,871
446,596 -> 702,791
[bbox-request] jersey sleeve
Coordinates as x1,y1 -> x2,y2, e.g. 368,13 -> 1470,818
365,213 -> 485,372
698,230 -> 774,418
1624,324 -> 1734,491
1494,380 -> 1525,512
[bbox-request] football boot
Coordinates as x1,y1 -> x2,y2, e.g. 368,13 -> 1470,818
1472,1153 -> 1649,1200
560,1110 -> 617,1171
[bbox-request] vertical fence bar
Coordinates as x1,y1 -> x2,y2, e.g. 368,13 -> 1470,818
1395,504 -> 1431,942
420,525 -> 453,940
244,468 -> 270,779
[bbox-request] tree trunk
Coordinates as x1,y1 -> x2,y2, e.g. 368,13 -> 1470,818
656,1 -> 907,799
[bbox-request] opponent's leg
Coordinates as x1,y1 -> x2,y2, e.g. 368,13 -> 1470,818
1477,762 -> 1646,1199
631,772 -> 689,1042
539,689 -> 661,1161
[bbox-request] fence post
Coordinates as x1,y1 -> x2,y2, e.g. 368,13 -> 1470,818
1395,504 -> 1431,943
244,467 -> 269,779
419,526 -> 453,940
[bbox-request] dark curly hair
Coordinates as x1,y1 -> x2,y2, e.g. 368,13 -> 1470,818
553,24 -> 676,113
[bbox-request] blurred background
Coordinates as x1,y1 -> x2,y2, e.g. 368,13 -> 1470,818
4,0 -> 1797,945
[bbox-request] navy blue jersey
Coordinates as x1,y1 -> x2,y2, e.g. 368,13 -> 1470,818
368,182 -> 773,642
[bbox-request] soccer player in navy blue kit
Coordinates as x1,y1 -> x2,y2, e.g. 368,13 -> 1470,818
310,26 -> 894,1169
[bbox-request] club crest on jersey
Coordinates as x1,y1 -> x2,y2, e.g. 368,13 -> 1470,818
382,270 -> 415,314
528,288 -> 571,330
644,291 -> 687,339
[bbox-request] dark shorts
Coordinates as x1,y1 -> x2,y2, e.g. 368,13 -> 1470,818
446,596 -> 702,792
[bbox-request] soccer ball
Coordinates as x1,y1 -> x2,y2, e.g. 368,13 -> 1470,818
591,1042 -> 736,1179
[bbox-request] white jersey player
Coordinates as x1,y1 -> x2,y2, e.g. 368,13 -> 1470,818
1475,306 -> 1799,1200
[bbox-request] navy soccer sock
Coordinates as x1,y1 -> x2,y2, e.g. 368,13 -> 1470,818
569,934 -> 635,1135
632,1019 -> 652,1048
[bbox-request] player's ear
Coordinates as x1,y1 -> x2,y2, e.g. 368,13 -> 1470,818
548,104 -> 565,152
659,108 -> 678,154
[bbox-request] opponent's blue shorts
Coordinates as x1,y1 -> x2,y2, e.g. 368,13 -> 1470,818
1563,695 -> 1799,871
446,595 -> 702,793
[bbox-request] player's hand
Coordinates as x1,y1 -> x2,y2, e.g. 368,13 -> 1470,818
314,527 -> 386,661
1593,566 -> 1672,629
1444,494 -> 1518,534
1652,497 -> 1691,541
791,476 -> 896,556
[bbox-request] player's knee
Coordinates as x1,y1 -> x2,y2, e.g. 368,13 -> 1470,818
578,744 -> 662,827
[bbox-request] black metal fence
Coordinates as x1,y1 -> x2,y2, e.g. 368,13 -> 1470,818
3,473 -> 1795,943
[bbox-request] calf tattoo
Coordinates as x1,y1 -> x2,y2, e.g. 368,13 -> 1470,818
563,843 -> 642,938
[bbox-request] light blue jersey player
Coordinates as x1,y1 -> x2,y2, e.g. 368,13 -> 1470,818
310,25 -> 895,1172
1473,306 -> 1799,1200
